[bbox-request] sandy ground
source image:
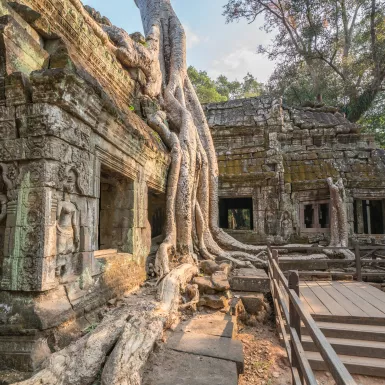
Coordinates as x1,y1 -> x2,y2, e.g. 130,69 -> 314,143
237,320 -> 385,385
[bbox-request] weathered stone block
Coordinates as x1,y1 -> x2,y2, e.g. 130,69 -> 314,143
230,268 -> 270,293
0,15 -> 48,76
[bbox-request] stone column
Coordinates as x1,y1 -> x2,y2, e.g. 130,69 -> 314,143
133,173 -> 151,260
1,177 -> 58,292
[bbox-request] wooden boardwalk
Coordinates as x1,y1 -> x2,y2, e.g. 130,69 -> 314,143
300,281 -> 385,325
296,281 -> 385,377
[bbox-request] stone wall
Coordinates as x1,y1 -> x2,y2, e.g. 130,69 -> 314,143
0,0 -> 170,371
205,97 -> 385,246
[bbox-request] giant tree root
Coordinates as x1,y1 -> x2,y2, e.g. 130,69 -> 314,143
157,263 -> 199,316
16,308 -> 132,385
15,264 -> 198,385
101,315 -> 164,385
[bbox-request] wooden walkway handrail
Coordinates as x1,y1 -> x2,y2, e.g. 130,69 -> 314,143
267,247 -> 358,385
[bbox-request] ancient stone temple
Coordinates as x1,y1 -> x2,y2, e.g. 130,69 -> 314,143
205,98 -> 385,246
1,0 -> 385,378
0,0 -> 169,371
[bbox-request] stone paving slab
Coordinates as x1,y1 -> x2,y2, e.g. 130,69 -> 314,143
143,349 -> 238,385
230,268 -> 270,293
166,331 -> 244,374
176,315 -> 236,338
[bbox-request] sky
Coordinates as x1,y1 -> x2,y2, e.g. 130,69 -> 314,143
82,0 -> 276,83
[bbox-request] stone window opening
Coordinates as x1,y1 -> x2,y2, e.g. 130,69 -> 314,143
300,201 -> 330,232
354,199 -> 385,235
98,166 -> 135,253
219,197 -> 254,230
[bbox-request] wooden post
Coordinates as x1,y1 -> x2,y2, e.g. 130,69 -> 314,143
272,249 -> 279,286
354,242 -> 362,282
289,270 -> 303,384
272,249 -> 279,331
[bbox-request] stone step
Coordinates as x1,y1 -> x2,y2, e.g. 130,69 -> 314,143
166,331 -> 244,374
230,268 -> 270,293
143,349 -> 238,385
278,255 -> 328,271
174,314 -> 236,339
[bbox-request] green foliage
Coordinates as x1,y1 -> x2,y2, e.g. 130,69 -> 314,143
83,323 -> 98,334
187,66 -> 227,104
359,93 -> 385,148
224,0 -> 385,121
188,66 -> 264,104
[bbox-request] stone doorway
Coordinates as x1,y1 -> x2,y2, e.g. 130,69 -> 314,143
98,166 -> 135,253
148,190 -> 166,239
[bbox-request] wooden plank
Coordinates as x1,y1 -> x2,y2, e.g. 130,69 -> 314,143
312,314 -> 385,326
341,282 -> 385,315
331,282 -> 385,318
300,294 -> 314,315
306,351 -> 385,378
316,281 -> 367,317
300,283 -> 315,314
302,335 -> 385,359
302,321 -> 385,342
306,282 -> 350,316
300,283 -> 331,316
344,282 -> 385,305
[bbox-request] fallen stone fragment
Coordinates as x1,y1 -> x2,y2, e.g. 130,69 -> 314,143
200,260 -> 221,275
199,294 -> 229,309
193,276 -> 216,294
211,271 -> 231,292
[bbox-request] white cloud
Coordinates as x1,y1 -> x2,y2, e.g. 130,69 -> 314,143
183,24 -> 201,49
207,47 -> 275,83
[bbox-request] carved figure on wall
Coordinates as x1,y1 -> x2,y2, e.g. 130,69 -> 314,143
327,177 -> 348,247
265,210 -> 276,236
0,194 -> 6,223
0,162 -> 18,201
281,211 -> 292,241
57,169 -> 80,255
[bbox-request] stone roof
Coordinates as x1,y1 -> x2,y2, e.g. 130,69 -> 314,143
204,97 -> 359,134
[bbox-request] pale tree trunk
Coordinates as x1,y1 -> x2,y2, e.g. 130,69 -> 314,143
133,0 -> 265,278
326,178 -> 353,260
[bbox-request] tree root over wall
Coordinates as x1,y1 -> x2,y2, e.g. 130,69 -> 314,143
15,265 -> 198,385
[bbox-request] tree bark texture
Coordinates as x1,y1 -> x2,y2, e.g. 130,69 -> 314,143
131,0 -> 266,278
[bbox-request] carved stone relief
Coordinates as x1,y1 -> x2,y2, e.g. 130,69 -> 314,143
56,168 -> 80,256
280,211 -> 292,241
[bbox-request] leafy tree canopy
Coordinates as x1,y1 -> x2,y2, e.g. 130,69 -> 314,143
224,0 -> 385,122
187,66 -> 264,104
360,92 -> 385,148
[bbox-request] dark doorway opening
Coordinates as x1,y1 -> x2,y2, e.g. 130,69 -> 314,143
98,166 -> 135,252
358,200 -> 385,234
148,191 -> 166,238
219,198 -> 254,230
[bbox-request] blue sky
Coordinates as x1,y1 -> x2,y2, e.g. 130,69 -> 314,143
82,0 -> 276,83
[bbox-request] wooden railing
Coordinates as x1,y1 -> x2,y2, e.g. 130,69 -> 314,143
267,247 -> 357,385
271,244 -> 385,282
